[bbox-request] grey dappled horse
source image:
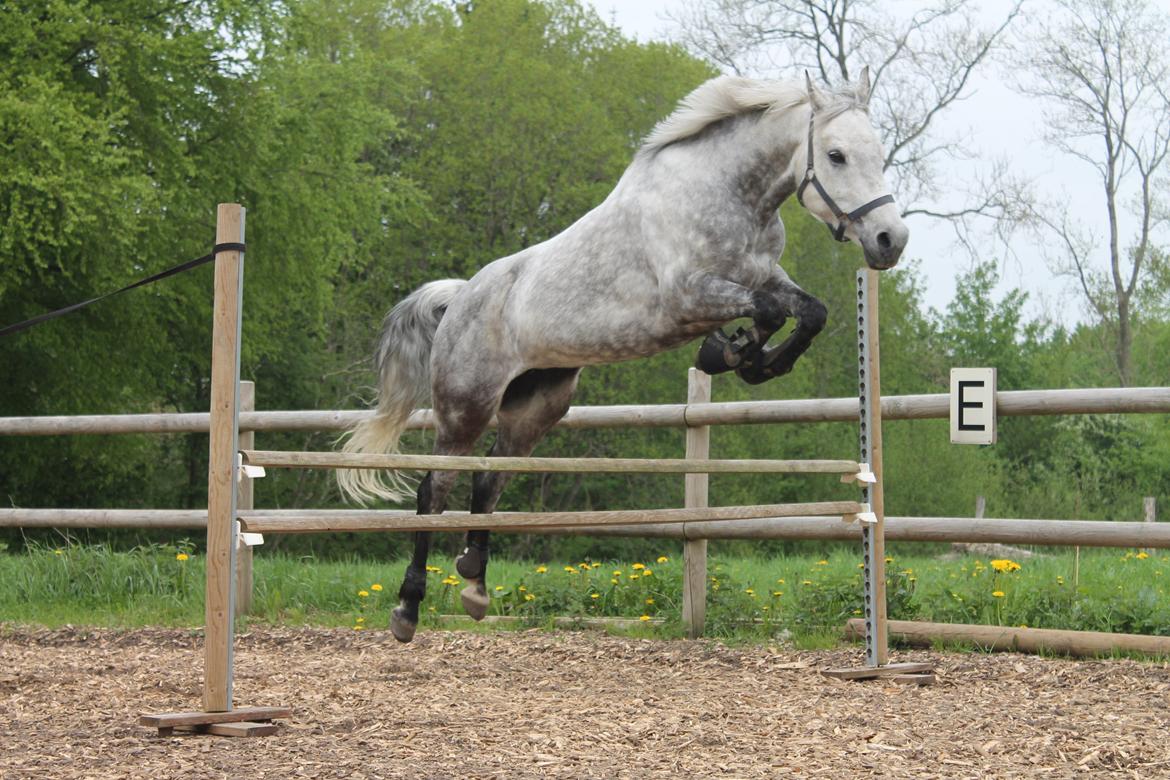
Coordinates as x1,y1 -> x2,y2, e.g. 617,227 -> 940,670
339,70 -> 908,642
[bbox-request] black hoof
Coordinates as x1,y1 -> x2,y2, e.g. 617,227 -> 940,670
455,546 -> 486,579
390,606 -> 417,643
696,329 -> 742,374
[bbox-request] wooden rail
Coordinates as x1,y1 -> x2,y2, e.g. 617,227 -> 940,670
6,508 -> 1169,548
236,501 -> 863,534
2,387 -> 1168,436
238,449 -> 861,475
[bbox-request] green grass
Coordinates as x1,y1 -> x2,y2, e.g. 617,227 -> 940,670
3,541 -> 1169,649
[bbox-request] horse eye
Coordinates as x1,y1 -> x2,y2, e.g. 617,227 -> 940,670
828,150 -> 847,165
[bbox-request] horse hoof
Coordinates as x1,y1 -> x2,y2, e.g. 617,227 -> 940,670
455,546 -> 484,579
696,330 -> 739,374
390,607 -> 417,643
461,584 -> 489,621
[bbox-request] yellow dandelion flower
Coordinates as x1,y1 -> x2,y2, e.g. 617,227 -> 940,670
441,577 -> 459,586
992,590 -> 1005,598
524,593 -> 535,602
578,563 -> 590,570
353,625 -> 365,631
54,549 -> 64,556
801,580 -> 813,586
536,565 -> 548,574
355,616 -> 365,622
1137,552 -> 1150,560
656,556 -> 669,564
990,559 -> 1020,573
772,591 -> 783,597
358,590 -> 369,597
884,556 -> 894,563
745,588 -> 755,595
613,570 -> 623,577
643,569 -> 653,577
591,593 -> 600,600
632,563 -> 645,570
762,605 -> 770,611
629,574 -> 640,581
776,578 -> 786,584
370,583 -> 383,592
564,566 -> 577,573
176,553 -> 189,562
816,560 -> 828,566
857,563 -> 865,569
494,585 -> 504,592
639,615 -> 651,622
853,609 -> 862,615
519,586 -> 527,592
645,598 -> 654,605
425,565 -> 442,573
611,578 -> 618,585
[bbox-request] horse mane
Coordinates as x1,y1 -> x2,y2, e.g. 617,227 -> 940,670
638,76 -> 865,156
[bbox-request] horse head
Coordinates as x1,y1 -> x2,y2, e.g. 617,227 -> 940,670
795,67 -> 908,270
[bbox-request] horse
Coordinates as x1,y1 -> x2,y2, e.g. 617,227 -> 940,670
338,69 -> 908,642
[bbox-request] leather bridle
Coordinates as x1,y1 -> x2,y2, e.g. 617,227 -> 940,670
795,108 -> 895,242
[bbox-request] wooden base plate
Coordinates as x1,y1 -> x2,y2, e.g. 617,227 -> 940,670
139,705 -> 292,737
821,662 -> 936,684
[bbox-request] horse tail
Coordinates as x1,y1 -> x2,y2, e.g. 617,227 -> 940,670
337,278 -> 467,505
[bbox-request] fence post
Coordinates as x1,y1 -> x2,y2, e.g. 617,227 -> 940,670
204,203 -> 245,712
235,380 -> 255,616
682,368 -> 711,639
1144,497 -> 1156,557
858,269 -> 888,667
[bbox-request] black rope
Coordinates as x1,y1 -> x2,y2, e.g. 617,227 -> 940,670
0,243 -> 246,339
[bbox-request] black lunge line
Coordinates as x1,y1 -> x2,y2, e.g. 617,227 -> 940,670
0,242 -> 246,338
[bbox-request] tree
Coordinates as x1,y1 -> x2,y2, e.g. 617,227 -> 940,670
666,0 -> 1029,247
1015,0 -> 1170,386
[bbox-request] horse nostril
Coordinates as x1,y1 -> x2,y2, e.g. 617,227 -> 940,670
877,231 -> 892,250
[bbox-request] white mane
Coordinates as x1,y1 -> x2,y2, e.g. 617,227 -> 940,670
639,76 -> 864,156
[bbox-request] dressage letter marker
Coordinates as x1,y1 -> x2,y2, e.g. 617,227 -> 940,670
950,368 -> 997,445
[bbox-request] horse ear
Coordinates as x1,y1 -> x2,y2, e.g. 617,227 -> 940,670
855,65 -> 872,107
804,70 -> 828,112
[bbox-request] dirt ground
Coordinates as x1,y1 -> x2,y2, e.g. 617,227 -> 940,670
2,625 -> 1170,779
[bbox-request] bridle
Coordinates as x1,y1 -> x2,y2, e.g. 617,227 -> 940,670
795,107 -> 895,242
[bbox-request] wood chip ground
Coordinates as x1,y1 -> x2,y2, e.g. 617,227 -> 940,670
2,625 -> 1170,778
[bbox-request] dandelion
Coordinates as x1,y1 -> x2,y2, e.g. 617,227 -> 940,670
356,616 -> 365,623
353,625 -> 365,631
358,590 -> 369,597
801,580 -> 813,586
629,574 -> 640,581
495,586 -> 504,592
564,566 -> 577,573
992,590 -> 1005,598
536,565 -> 548,574
645,598 -> 654,605
656,556 -> 669,564
613,570 -> 623,577
176,553 -> 189,562
857,563 -> 865,569
990,559 -> 1020,573
591,562 -> 602,569
745,588 -> 755,595
1137,552 -> 1150,560
632,563 -> 645,570
639,615 -> 651,622
776,578 -> 786,584
579,563 -> 591,570
370,583 -> 383,592
524,593 -> 535,602
611,579 -> 618,585
772,591 -> 783,597
853,609 -> 862,615
425,565 -> 442,573
519,586 -> 527,592
441,577 -> 459,586
54,549 -> 64,556
884,556 -> 894,564
642,569 -> 653,577
591,593 -> 600,600
816,560 -> 828,566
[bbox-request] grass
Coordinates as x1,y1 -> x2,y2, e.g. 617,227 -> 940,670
2,540 -> 1170,650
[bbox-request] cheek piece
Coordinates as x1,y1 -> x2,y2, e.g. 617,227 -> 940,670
795,110 -> 896,242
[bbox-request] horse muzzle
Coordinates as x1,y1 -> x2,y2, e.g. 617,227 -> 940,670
860,221 -> 908,270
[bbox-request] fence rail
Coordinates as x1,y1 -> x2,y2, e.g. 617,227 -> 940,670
3,508 -> 1167,548
2,386 -> 1168,436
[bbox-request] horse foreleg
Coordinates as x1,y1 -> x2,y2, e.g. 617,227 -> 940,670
735,282 -> 827,385
686,275 -> 786,375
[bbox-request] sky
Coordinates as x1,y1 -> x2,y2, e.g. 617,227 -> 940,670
584,0 -> 1142,328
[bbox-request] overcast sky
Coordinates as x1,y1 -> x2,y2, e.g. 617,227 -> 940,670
585,0 -> 1137,328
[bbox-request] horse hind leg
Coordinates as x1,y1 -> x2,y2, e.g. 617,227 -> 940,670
390,383 -> 502,643
455,368 -> 581,621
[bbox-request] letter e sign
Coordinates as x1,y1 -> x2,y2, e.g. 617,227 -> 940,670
950,368 -> 996,444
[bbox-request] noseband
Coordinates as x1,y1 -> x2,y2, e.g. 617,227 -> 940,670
795,108 -> 895,242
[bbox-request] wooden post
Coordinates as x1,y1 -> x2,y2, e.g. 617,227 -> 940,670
235,380 -> 255,616
975,495 -> 986,520
682,368 -> 711,639
204,204 -> 245,712
858,269 -> 888,667
1143,497 -> 1156,557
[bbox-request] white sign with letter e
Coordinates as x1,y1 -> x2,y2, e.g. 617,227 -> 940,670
950,368 -> 997,445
